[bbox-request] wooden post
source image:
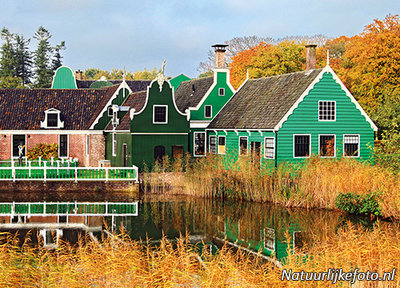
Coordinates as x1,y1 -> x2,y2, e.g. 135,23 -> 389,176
43,161 -> 47,182
28,161 -> 31,178
74,167 -> 78,183
38,156 -> 41,166
51,157 -> 54,166
105,168 -> 109,183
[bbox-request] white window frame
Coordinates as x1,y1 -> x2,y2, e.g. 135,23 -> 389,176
11,134 -> 26,159
209,135 -> 217,154
318,134 -> 336,158
40,108 -> 64,129
112,133 -> 117,157
293,134 -> 311,158
239,136 -> 248,156
193,132 -> 207,157
218,88 -> 225,96
263,228 -> 276,252
318,101 -> 336,122
204,105 -> 212,119
218,136 -> 226,155
153,105 -> 168,124
264,137 -> 275,159
343,134 -> 360,158
107,106 -> 113,117
86,135 -> 90,157
58,134 -> 69,158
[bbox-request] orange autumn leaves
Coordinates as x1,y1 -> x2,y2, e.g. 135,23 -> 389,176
230,15 -> 400,116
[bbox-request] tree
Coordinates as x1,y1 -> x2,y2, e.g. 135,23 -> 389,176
0,28 -> 17,78
0,75 -> 24,88
14,34 -> 32,85
51,41 -> 65,73
84,68 -> 160,80
33,26 -> 53,88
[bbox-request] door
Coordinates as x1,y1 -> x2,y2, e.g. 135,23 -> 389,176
13,135 -> 26,158
122,144 -> 128,167
172,145 -> 184,159
250,141 -> 261,166
154,145 -> 166,162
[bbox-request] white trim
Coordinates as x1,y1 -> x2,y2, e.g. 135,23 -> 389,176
112,133 -> 117,157
218,135 -> 226,155
131,132 -> 189,135
293,134 -> 311,158
204,105 -> 212,119
51,66 -> 77,89
318,134 -> 336,158
190,121 -> 211,129
318,100 -> 336,122
193,131 -> 207,157
274,66 -> 377,131
86,135 -> 90,157
40,108 -> 64,129
0,130 -> 104,135
209,135 -> 217,154
343,134 -> 360,158
152,105 -> 168,124
58,134 -> 69,158
107,107 -> 113,117
133,78 -> 188,118
238,136 -> 248,156
263,228 -> 276,252
11,134 -> 26,158
264,137 -> 275,159
89,81 -> 133,129
104,130 -> 130,133
205,128 -> 275,132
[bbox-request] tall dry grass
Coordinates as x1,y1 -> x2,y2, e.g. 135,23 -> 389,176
0,223 -> 398,287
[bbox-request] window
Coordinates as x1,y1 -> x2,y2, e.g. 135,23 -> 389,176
218,136 -> 226,154
209,136 -> 217,154
343,135 -> 359,157
264,137 -> 275,159
107,107 -> 113,117
12,135 -> 26,158
205,105 -> 212,118
40,108 -> 64,129
319,135 -> 335,157
153,105 -> 167,124
47,113 -> 58,127
294,135 -> 311,158
318,101 -> 336,121
112,133 -> 117,156
86,135 -> 90,156
218,88 -> 225,96
264,228 -> 275,252
194,132 -> 206,156
59,135 -> 68,158
239,136 -> 248,156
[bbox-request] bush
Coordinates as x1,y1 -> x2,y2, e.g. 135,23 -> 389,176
335,192 -> 382,217
26,143 -> 58,160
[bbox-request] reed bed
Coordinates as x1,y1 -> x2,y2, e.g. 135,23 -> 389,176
0,223 -> 398,287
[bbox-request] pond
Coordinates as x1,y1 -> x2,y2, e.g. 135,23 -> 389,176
0,195 -> 376,263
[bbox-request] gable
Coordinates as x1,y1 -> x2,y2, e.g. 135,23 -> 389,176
170,74 -> 191,91
51,66 -> 77,89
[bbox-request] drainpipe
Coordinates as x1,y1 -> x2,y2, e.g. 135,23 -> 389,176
274,130 -> 278,169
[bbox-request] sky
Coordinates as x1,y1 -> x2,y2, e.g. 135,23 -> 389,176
0,0 -> 399,78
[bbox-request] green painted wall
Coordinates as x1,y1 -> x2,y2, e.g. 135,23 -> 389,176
170,74 -> 190,91
106,133 -> 132,167
94,88 -> 130,130
277,72 -> 375,163
51,66 -> 77,89
190,71 -> 235,121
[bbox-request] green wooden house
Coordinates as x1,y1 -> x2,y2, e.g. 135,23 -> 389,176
207,64 -> 378,167
105,71 -> 189,170
174,44 -> 236,157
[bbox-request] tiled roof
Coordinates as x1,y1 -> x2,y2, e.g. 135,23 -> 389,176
76,79 -> 151,92
208,69 -> 323,130
106,90 -> 147,131
0,86 -> 118,130
174,77 -> 213,113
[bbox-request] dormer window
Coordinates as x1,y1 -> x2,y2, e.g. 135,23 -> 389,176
40,108 -> 64,129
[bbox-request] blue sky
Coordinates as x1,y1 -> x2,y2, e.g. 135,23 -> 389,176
0,0 -> 399,78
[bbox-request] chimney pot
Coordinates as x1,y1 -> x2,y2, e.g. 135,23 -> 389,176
305,44 -> 317,70
75,70 -> 83,81
212,44 -> 228,68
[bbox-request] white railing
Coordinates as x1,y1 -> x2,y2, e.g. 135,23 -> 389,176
0,165 -> 139,183
0,157 -> 78,168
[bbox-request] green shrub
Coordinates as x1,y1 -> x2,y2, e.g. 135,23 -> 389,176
335,192 -> 382,217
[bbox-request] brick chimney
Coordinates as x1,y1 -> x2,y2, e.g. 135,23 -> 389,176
305,44 -> 317,70
75,70 -> 83,80
212,44 -> 228,68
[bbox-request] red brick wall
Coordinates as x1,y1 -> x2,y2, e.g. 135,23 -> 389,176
69,134 -> 86,164
89,134 -> 106,166
27,134 -> 58,150
0,134 -> 11,160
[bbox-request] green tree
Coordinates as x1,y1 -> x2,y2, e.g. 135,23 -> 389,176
33,26 -> 53,88
0,28 -> 17,78
14,34 -> 32,85
0,75 -> 24,88
51,41 -> 65,72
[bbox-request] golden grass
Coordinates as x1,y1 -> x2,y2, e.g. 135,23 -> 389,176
0,223 -> 398,287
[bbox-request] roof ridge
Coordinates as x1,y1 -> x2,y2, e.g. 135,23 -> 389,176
248,68 -> 323,82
